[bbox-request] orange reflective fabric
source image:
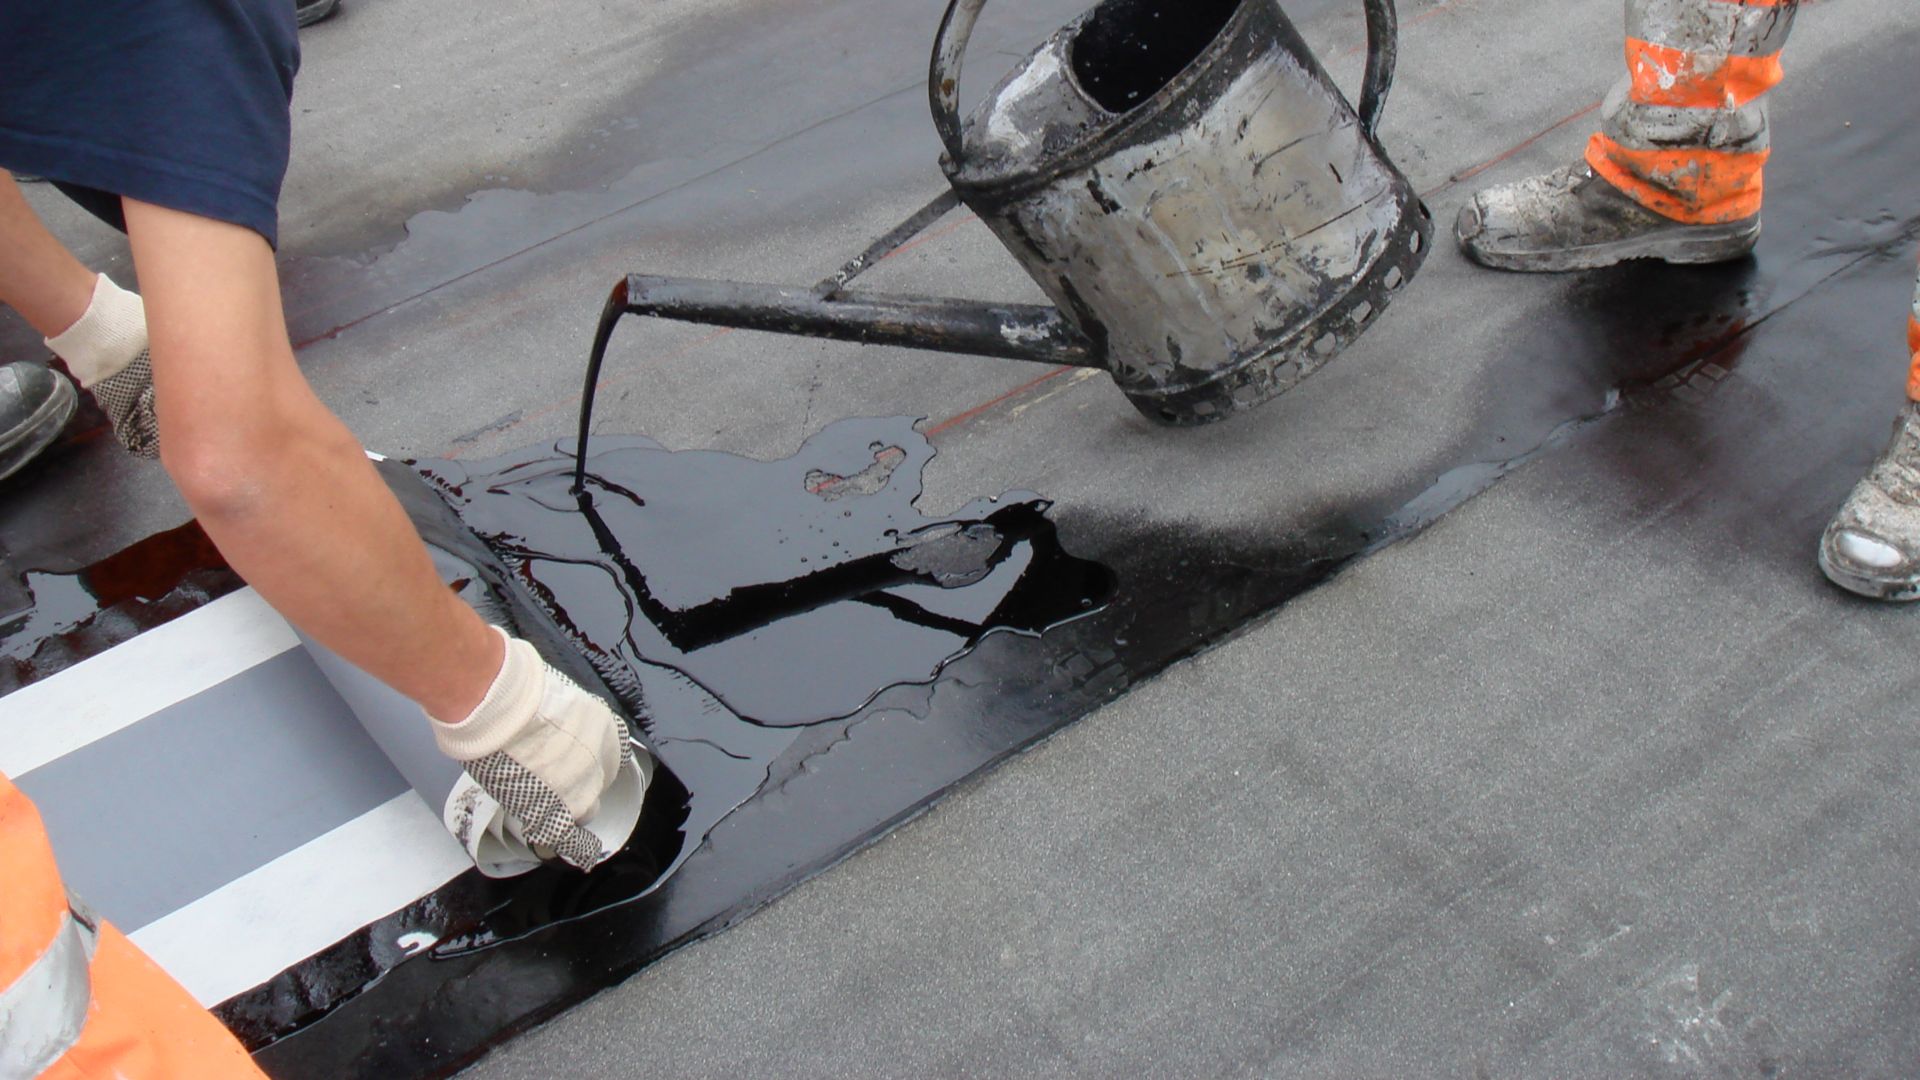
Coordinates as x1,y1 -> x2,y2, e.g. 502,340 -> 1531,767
1585,134 -> 1767,224
0,775 -> 68,987
1906,316 -> 1920,402
1625,39 -> 1785,110
40,923 -> 265,1080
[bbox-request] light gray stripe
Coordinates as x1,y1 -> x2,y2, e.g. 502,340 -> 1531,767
299,632 -> 464,810
15,651 -> 408,931
1628,0 -> 1796,58
1599,79 -> 1771,153
0,914 -> 89,1080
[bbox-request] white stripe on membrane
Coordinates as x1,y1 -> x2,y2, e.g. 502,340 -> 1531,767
0,914 -> 91,1080
128,792 -> 470,1007
0,588 -> 299,776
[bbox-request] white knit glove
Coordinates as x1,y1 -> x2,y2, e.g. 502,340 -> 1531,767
429,628 -> 634,870
44,274 -> 158,458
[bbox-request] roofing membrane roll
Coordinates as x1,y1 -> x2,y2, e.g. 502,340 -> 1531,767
292,526 -> 650,880
300,630 -> 649,879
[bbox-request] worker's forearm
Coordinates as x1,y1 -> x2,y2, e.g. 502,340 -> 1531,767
172,399 -> 504,721
0,170 -> 98,337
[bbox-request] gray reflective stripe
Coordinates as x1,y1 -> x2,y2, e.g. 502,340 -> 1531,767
1598,78 -> 1771,153
0,914 -> 92,1080
1629,0 -> 1797,58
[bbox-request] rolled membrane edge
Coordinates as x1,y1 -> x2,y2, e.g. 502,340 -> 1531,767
447,747 -> 653,878
297,626 -> 649,879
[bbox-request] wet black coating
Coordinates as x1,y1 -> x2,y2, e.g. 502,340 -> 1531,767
0,520 -> 239,694
443,421 -> 1112,726
214,419 -> 1115,1055
414,419 -> 1115,945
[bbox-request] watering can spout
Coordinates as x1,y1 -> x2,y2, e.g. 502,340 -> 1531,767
570,272 -> 1099,492
616,275 -> 1099,369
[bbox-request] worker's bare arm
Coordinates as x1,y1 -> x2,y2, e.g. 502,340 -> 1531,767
121,197 -> 504,722
0,170 -> 97,337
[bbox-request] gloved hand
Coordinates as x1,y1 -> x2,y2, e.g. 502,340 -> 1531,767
42,275 -> 159,459
88,350 -> 159,459
429,628 -> 634,871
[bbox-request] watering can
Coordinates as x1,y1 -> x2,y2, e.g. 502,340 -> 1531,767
575,0 -> 1432,477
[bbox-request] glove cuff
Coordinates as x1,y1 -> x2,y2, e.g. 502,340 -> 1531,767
430,627 -> 542,762
45,275 -> 147,389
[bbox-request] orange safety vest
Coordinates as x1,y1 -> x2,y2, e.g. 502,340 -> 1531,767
1,774 -> 265,1079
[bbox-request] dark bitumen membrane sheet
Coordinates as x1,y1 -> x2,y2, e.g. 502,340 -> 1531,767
0,11 -> 1911,1079
229,38 -> 1919,1077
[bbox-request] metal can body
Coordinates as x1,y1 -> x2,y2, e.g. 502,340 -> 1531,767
946,0 -> 1431,424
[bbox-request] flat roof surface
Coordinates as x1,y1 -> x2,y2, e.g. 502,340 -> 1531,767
4,0 -> 1917,1075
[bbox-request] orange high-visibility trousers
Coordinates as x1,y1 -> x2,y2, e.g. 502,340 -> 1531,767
0,774 -> 265,1079
1907,261 -> 1920,402
1582,3 -> 1920,403
1585,0 -> 1799,225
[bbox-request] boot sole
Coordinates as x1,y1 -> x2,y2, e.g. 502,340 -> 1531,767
0,375 -> 77,484
1460,219 -> 1760,273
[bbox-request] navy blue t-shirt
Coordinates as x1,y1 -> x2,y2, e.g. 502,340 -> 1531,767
0,0 -> 300,247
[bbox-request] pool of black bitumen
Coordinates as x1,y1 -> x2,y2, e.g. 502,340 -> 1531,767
0,33 -> 1909,1080
0,519 -> 238,694
407,419 -> 1119,955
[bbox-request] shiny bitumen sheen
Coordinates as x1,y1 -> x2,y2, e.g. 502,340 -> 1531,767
0,520 -> 238,693
206,418 -> 1115,1060
432,420 -> 1113,726
407,418 -> 1117,947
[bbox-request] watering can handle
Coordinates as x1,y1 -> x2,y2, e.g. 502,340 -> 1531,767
930,0 -> 1400,160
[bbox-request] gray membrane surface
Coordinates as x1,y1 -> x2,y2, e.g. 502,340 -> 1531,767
15,650 -> 406,931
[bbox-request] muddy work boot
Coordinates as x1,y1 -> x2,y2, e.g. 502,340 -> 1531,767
0,361 -> 77,483
1820,403 -> 1920,601
1456,164 -> 1759,273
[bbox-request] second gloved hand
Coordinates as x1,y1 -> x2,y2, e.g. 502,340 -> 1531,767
43,274 -> 159,458
429,628 -> 634,871
88,350 -> 159,458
